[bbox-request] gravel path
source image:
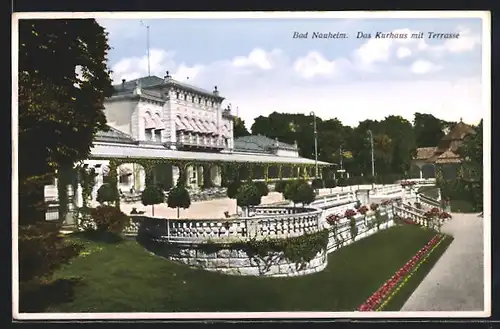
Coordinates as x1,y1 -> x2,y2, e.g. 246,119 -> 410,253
401,213 -> 484,311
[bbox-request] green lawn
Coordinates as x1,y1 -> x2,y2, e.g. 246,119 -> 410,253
24,225 -> 450,313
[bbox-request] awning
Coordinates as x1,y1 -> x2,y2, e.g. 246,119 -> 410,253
143,112 -> 155,130
182,117 -> 196,132
190,118 -> 203,133
175,115 -> 186,131
153,113 -> 165,130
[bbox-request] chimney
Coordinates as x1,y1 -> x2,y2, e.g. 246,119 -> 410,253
294,140 -> 298,148
213,85 -> 219,96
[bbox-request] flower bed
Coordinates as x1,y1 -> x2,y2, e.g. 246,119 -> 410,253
357,233 -> 447,311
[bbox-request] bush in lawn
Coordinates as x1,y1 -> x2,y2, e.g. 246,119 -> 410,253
236,182 -> 262,216
253,181 -> 269,197
18,222 -> 84,284
90,205 -> 130,234
18,222 -> 84,311
311,178 -> 323,190
141,186 -> 164,217
96,183 -> 118,205
274,180 -> 288,194
167,184 -> 191,218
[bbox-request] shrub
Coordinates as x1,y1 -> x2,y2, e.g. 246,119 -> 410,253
167,184 -> 191,218
274,180 -> 288,194
96,183 -> 118,205
293,182 -> 316,206
324,178 -> 337,189
284,180 -> 316,206
254,181 -> 269,197
18,223 -> 83,283
337,177 -> 347,187
236,182 -> 262,211
141,186 -> 164,216
227,180 -> 241,199
311,178 -> 323,190
90,205 -> 130,234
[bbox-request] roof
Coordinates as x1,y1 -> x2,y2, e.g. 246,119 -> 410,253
234,135 -> 297,153
95,126 -> 137,144
415,147 -> 437,160
112,75 -> 224,100
90,142 -> 331,166
432,150 -> 462,164
441,121 -> 475,141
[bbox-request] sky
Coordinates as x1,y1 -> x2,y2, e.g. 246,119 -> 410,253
97,14 -> 486,130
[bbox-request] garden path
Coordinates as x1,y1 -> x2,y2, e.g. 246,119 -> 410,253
401,213 -> 485,312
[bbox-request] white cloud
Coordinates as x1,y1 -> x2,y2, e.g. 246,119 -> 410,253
108,43 -> 483,130
293,51 -> 338,79
396,47 -> 412,59
410,59 -> 442,74
443,27 -> 481,53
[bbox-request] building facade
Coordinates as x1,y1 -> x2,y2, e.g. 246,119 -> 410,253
44,74 -> 328,201
411,119 -> 476,180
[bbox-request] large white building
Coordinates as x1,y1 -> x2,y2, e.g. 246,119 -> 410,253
45,73 -> 331,201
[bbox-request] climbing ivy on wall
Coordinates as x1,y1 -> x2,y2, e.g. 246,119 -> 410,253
191,229 -> 329,269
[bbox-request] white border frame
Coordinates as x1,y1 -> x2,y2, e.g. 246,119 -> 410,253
11,11 -> 491,320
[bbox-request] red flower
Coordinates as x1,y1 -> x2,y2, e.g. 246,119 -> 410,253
345,209 -> 357,218
370,203 -> 379,211
439,212 -> 451,219
326,214 -> 341,225
358,205 -> 369,215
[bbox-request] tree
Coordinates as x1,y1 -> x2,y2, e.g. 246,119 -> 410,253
236,182 -> 262,216
311,178 -> 323,191
96,183 -> 118,206
18,19 -> 113,306
167,185 -> 191,218
141,186 -> 164,217
457,120 -> 483,212
413,113 -> 446,148
19,19 -> 114,224
233,117 -> 250,138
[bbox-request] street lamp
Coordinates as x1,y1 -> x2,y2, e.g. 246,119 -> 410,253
367,130 -> 375,180
310,111 -> 319,178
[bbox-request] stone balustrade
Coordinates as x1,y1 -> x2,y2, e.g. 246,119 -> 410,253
128,206 -> 323,243
393,205 -> 426,225
324,207 -> 394,253
370,184 -> 403,196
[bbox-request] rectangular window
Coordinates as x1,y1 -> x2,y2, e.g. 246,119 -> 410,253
145,129 -> 153,141
154,130 -> 162,142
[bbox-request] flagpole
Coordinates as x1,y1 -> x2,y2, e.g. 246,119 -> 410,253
140,21 -> 151,76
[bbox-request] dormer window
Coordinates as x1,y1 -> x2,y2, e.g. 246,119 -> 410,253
211,101 -> 214,107
176,92 -> 180,99
191,96 -> 195,102
184,93 -> 187,100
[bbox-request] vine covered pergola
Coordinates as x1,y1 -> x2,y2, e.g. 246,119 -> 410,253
87,141 -> 333,208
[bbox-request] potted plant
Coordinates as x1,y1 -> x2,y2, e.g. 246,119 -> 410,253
236,182 -> 262,217
96,183 -> 118,206
141,186 -> 164,217
167,184 -> 191,218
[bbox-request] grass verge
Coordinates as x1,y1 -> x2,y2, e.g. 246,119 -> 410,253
23,224 -> 446,313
